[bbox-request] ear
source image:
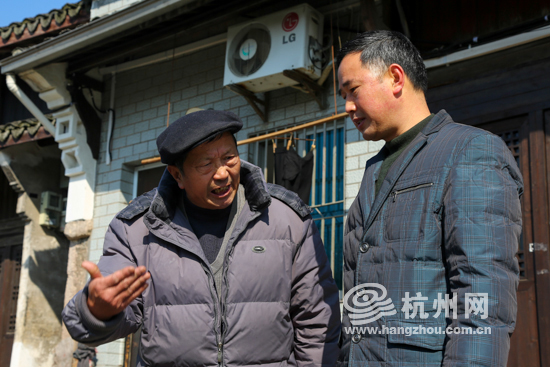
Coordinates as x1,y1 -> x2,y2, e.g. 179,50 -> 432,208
167,165 -> 185,190
388,64 -> 405,95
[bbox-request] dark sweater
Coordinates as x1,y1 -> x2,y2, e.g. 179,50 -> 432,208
375,114 -> 434,196
183,193 -> 231,264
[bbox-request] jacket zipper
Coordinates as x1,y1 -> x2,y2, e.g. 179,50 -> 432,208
218,214 -> 260,366
391,182 -> 433,202
217,342 -> 223,363
202,265 -> 222,365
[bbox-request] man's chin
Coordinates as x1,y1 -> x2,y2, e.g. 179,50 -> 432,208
209,192 -> 236,209
361,132 -> 377,141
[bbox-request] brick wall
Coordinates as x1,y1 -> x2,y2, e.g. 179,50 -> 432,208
344,139 -> 385,210
89,42 -> 379,367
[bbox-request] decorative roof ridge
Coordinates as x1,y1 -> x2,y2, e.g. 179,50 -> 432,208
0,1 -> 90,41
0,115 -> 56,144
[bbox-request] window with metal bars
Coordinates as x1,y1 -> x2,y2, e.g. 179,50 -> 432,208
247,120 -> 346,294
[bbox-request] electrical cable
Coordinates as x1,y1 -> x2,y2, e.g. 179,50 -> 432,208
86,87 -> 108,114
330,0 -> 337,115
85,86 -> 116,164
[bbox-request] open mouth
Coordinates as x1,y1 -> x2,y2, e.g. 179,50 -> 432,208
353,117 -> 364,126
211,185 -> 230,197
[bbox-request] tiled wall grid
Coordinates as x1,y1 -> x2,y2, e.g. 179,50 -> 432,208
89,43 -> 383,366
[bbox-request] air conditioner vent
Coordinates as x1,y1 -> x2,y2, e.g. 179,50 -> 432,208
228,24 -> 271,77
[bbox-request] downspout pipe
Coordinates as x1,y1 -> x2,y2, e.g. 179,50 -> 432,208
6,73 -> 56,137
105,72 -> 116,165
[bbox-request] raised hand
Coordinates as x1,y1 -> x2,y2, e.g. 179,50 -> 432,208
82,261 -> 151,321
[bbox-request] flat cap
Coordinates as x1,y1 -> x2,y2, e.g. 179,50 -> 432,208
156,110 -> 243,165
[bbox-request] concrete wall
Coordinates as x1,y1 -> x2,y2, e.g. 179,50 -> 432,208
2,143 -> 70,367
88,42 -> 378,367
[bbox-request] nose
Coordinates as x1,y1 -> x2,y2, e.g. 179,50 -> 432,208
213,164 -> 229,181
345,99 -> 356,115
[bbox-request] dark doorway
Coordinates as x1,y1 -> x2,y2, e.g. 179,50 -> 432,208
477,116 -> 541,367
0,243 -> 23,366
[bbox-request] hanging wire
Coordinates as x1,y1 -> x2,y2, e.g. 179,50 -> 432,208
336,3 -> 342,49
166,35 -> 176,127
85,86 -> 116,164
330,3 -> 338,115
86,87 -> 107,114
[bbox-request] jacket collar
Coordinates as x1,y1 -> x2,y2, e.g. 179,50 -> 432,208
150,160 -> 272,221
421,109 -> 453,136
239,160 -> 272,212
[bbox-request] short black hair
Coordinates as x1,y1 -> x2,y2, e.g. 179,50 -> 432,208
174,132 -> 238,175
336,30 -> 428,93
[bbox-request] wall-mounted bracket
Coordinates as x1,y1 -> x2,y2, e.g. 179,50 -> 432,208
226,84 -> 268,122
283,69 -> 326,109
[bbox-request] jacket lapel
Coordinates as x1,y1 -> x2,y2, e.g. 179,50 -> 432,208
361,110 -> 453,235
362,153 -> 384,222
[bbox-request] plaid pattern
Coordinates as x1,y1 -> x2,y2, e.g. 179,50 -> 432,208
339,110 -> 523,367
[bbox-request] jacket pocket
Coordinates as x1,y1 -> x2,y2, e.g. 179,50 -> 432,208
384,182 -> 433,242
386,319 -> 446,351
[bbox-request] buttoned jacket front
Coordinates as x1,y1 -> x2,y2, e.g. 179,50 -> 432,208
339,110 -> 523,367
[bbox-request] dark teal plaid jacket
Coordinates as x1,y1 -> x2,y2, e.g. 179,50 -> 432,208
339,110 -> 523,367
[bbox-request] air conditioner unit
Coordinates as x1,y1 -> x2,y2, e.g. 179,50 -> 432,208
223,4 -> 324,93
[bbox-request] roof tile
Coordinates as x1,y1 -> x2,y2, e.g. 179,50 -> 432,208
0,117 -> 55,144
0,1 -> 90,43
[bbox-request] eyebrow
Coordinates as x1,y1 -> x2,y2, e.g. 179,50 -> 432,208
198,148 -> 234,161
338,80 -> 351,97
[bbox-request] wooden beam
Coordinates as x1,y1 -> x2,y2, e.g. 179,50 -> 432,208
283,69 -> 325,109
225,84 -> 267,122
236,112 -> 348,146
140,112 -> 349,164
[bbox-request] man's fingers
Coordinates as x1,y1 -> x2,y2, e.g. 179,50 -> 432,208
115,270 -> 150,298
121,282 -> 149,310
111,273 -> 150,309
103,266 -> 141,288
82,261 -> 103,280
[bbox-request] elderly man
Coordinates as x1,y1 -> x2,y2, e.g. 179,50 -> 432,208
337,31 -> 522,366
62,110 -> 341,367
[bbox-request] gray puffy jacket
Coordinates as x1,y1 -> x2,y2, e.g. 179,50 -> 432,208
62,161 -> 341,367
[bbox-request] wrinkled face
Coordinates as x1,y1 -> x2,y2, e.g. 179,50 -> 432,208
169,132 -> 241,210
338,52 -> 395,141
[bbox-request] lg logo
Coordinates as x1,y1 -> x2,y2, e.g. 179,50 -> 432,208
282,11 -> 299,45
283,33 -> 296,44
